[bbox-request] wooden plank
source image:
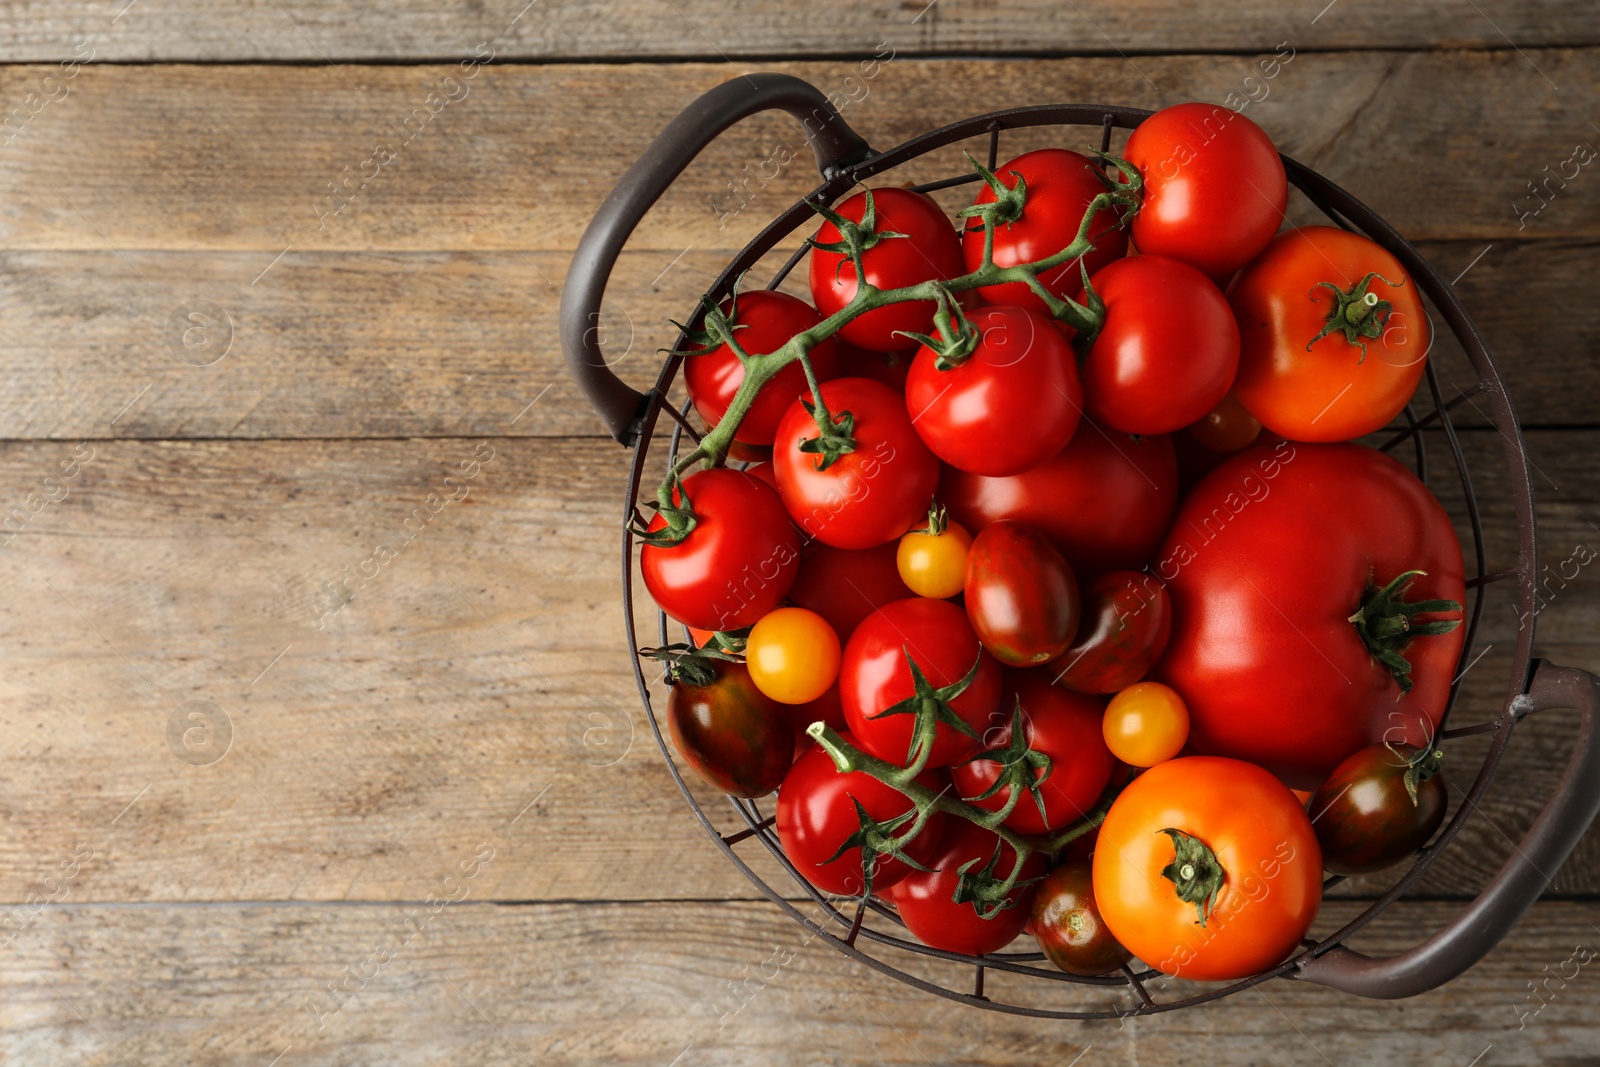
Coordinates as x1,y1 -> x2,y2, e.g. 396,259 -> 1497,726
2,1 -> 1597,63
0,431 -> 1595,905
2,900 -> 1597,1064
3,53 -> 1597,258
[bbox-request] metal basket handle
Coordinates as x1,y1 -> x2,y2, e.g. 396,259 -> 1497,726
1296,660 -> 1600,998
559,73 -> 873,445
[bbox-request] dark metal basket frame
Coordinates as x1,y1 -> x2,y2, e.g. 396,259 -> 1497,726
562,75 -> 1600,1015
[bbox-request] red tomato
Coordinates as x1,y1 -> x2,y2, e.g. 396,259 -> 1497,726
1123,102 -> 1287,280
836,338 -> 914,391
743,461 -> 780,489
667,659 -> 794,798
683,290 -> 840,445
890,820 -> 1045,955
963,521 -> 1081,667
773,377 -> 940,550
787,540 -> 912,644
942,419 -> 1178,577
840,597 -> 1002,769
776,739 -> 947,896
904,305 -> 1083,477
1051,570 -> 1172,694
962,148 -> 1128,313
1081,255 -> 1239,435
640,468 -> 801,631
1230,226 -> 1431,443
952,670 -> 1113,836
1156,442 -> 1466,788
809,188 -> 964,352
784,682 -> 848,743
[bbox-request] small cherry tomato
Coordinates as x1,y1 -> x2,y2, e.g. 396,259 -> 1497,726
667,658 -> 794,798
889,820 -> 1045,956
746,607 -> 841,705
964,521 -> 1080,667
1310,743 -> 1448,876
1030,860 -> 1133,976
1187,392 -> 1262,453
1051,571 -> 1173,695
787,540 -> 913,644
1103,681 -> 1189,767
897,512 -> 972,599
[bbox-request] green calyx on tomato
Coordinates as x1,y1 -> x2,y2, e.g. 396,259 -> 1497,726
920,502 -> 949,537
1306,271 -> 1404,361
957,153 -> 1029,231
632,472 -> 699,548
795,395 -> 858,471
894,286 -> 980,370
874,648 -> 985,769
1158,827 -> 1225,927
1348,569 -> 1464,693
1400,742 -> 1444,806
638,640 -> 742,687
820,796 -> 932,897
954,839 -> 1046,919
961,698 -> 1055,825
810,187 -> 908,263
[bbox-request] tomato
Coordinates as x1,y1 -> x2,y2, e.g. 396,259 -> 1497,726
1310,742 -> 1447,876
1188,392 -> 1262,453
904,305 -> 1083,477
683,290 -> 841,446
1081,255 -> 1239,436
962,148 -> 1128,313
785,682 -> 848,742
1030,861 -> 1132,976
1051,571 -> 1172,694
746,607 -> 841,705
1123,103 -> 1287,280
1094,756 -> 1322,981
788,540 -> 913,643
897,515 -> 971,600
840,597 -> 1002,769
942,419 -> 1178,578
667,658 -> 795,798
890,820 -> 1045,955
1102,681 -> 1189,767
837,338 -> 914,391
641,468 -> 801,631
743,461 -> 780,489
964,522 -> 1080,667
1230,226 -> 1431,443
952,670 -> 1112,836
773,377 -> 941,550
809,187 -> 965,352
1156,441 -> 1466,788
776,738 -> 947,896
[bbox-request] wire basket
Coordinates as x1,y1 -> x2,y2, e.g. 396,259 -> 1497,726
560,73 -> 1600,1015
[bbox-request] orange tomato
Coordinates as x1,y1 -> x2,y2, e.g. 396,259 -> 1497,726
745,607 -> 841,705
1102,681 -> 1189,766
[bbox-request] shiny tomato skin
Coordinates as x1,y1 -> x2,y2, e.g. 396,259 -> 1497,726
667,659 -> 795,798
641,468 -> 801,631
889,820 -> 1045,955
1094,756 -> 1322,981
962,148 -> 1128,313
787,540 -> 913,644
1310,743 -> 1448,875
773,377 -> 941,550
1102,681 -> 1189,767
1052,570 -> 1173,694
683,290 -> 840,445
952,670 -> 1113,836
745,606 -> 842,705
840,597 -> 1002,768
809,188 -> 964,352
943,420 -> 1178,579
1123,103 -> 1287,280
964,522 -> 1081,667
777,739 -> 948,896
1030,861 -> 1133,976
905,305 -> 1083,477
1082,255 -> 1240,436
1230,226 -> 1431,443
1156,441 -> 1466,788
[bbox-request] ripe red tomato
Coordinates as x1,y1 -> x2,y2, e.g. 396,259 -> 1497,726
952,671 -> 1112,836
787,540 -> 912,644
1230,226 -> 1431,443
963,521 -> 1080,667
1156,442 -> 1466,788
1123,102 -> 1287,280
836,338 -> 914,391
784,682 -> 847,742
776,739 -> 947,896
961,148 -> 1128,313
1081,255 -> 1239,435
1094,756 -> 1321,981
640,468 -> 801,631
809,188 -> 964,352
667,659 -> 794,798
1051,570 -> 1172,694
683,290 -> 840,446
840,597 -> 1002,769
890,820 -> 1044,955
1030,861 -> 1132,976
904,305 -> 1083,477
773,377 -> 940,550
942,419 -> 1178,578
1310,742 -> 1448,876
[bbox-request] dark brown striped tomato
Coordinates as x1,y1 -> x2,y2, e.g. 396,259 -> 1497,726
1030,861 -> 1133,977
1310,742 -> 1447,876
667,660 -> 794,798
1052,571 -> 1173,694
963,521 -> 1080,667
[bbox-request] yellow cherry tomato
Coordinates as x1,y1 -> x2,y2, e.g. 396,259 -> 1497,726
1103,681 -> 1190,767
745,607 -> 841,705
1189,392 -> 1262,453
897,520 -> 972,599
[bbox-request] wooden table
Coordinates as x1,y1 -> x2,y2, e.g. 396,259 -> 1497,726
1,2 -> 1597,1062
